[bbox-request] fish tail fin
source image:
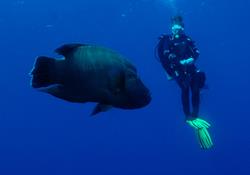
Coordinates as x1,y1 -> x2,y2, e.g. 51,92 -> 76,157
30,56 -> 57,88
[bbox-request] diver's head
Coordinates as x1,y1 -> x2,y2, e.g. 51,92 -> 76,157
171,15 -> 184,37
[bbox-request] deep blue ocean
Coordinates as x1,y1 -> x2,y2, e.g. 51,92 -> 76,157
1,0 -> 250,174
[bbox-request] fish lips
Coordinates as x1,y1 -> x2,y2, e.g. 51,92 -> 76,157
125,77 -> 151,108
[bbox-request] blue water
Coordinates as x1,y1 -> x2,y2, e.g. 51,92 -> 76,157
1,0 -> 250,174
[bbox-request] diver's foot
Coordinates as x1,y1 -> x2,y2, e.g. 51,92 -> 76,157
186,117 -> 211,130
197,127 -> 213,149
186,116 -> 213,149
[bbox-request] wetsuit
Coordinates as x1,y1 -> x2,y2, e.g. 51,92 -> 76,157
157,33 -> 206,119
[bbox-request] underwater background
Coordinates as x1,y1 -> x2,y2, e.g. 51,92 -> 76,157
1,0 -> 250,174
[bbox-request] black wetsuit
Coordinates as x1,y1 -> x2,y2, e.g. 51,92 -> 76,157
157,33 -> 206,119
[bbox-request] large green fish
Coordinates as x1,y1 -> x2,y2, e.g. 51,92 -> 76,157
31,44 -> 151,115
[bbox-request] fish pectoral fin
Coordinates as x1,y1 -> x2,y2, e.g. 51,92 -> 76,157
91,103 -> 112,116
38,84 -> 63,93
39,84 -> 86,103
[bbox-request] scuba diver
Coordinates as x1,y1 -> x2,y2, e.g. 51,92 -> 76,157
157,15 -> 213,149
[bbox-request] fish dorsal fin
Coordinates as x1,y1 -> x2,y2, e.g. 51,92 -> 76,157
55,43 -> 86,57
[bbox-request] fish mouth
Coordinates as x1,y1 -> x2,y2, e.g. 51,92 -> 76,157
139,90 -> 152,107
120,77 -> 152,109
129,89 -> 151,108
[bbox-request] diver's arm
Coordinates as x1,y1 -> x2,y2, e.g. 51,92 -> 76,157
160,56 -> 176,78
157,35 -> 176,78
179,58 -> 193,65
180,37 -> 200,65
187,37 -> 200,60
158,36 -> 172,58
157,34 -> 169,58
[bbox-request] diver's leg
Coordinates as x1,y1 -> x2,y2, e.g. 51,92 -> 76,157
177,80 -> 191,118
191,76 -> 200,118
182,86 -> 191,117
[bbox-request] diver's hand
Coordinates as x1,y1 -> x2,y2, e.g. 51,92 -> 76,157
165,72 -> 173,81
180,57 -> 194,65
167,75 -> 173,81
168,53 -> 176,60
163,49 -> 170,56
